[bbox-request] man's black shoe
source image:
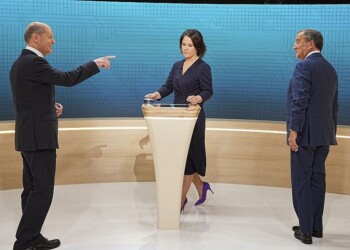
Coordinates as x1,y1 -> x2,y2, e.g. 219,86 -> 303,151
292,225 -> 323,238
14,236 -> 60,250
34,236 -> 61,249
294,230 -> 312,244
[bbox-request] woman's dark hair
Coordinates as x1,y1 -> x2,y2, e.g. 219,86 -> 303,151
179,29 -> 207,58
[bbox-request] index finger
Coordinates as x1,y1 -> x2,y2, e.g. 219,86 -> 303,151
104,55 -> 116,60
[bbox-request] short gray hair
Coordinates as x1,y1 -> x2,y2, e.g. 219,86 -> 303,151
298,29 -> 323,52
24,22 -> 49,43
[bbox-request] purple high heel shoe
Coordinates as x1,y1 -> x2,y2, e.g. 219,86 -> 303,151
195,182 -> 214,206
181,197 -> 188,212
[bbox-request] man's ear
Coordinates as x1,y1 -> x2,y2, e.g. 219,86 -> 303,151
309,40 -> 316,49
30,33 -> 39,45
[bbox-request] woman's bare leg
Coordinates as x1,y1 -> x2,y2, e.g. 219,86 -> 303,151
192,173 -> 203,199
182,174 -> 194,204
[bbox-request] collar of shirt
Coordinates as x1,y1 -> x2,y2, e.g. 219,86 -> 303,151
25,46 -> 44,58
305,50 -> 320,59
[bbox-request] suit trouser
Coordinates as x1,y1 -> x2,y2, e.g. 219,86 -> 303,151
13,149 -> 56,249
291,145 -> 329,234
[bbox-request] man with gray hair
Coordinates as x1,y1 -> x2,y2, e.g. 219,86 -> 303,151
10,21 -> 115,250
287,29 -> 338,244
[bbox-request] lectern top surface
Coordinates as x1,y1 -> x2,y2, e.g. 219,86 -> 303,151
141,104 -> 201,118
152,104 -> 188,108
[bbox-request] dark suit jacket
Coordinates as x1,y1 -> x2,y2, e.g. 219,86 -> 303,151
10,49 -> 100,151
286,52 -> 338,147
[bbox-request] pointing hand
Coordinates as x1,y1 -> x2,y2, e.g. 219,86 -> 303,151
94,55 -> 116,69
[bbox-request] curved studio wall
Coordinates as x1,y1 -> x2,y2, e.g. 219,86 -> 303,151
0,0 -> 349,124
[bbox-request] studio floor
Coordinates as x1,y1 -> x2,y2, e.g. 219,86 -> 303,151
1,182 -> 350,250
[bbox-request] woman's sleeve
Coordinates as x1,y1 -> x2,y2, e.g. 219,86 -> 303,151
157,63 -> 177,99
198,63 -> 213,103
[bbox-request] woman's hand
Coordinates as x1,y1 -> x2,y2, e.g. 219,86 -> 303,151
186,95 -> 202,105
145,92 -> 161,100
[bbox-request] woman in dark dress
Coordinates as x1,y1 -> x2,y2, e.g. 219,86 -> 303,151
145,29 -> 213,211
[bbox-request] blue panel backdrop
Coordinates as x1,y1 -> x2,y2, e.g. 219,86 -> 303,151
0,0 -> 349,124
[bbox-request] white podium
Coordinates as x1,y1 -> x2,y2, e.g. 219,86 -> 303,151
142,103 -> 201,229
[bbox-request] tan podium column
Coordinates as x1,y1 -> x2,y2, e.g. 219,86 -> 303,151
142,104 -> 201,229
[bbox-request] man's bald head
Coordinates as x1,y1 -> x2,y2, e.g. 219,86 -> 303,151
24,22 -> 50,43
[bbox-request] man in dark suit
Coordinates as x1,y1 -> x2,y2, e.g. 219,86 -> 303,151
10,21 -> 115,250
287,29 -> 338,245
